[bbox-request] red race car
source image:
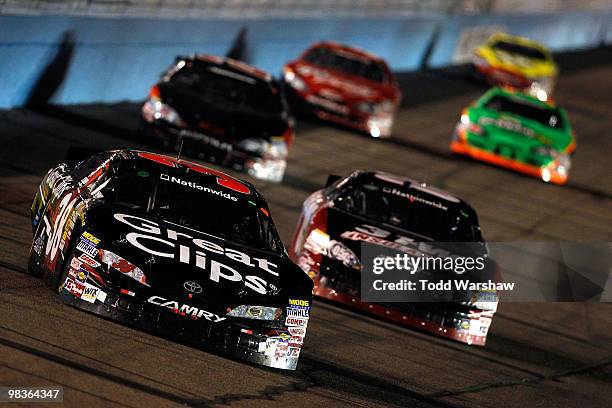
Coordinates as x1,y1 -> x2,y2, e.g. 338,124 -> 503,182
290,171 -> 498,346
282,41 -> 401,138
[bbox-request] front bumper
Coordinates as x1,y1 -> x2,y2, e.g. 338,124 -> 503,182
450,129 -> 570,185
474,62 -> 556,96
297,250 -> 494,346
313,279 -> 492,346
285,85 -> 394,138
58,279 -> 303,370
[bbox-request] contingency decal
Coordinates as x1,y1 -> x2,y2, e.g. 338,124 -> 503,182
81,282 -> 107,304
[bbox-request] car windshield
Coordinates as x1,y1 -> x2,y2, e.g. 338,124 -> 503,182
491,40 -> 548,60
335,183 -> 480,242
113,162 -> 283,254
304,47 -> 387,83
170,61 -> 284,116
485,95 -> 565,129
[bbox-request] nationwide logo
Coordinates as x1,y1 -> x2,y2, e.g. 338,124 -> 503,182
160,174 -> 238,201
383,187 -> 448,211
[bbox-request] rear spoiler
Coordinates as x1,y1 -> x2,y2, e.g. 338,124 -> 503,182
65,146 -> 102,168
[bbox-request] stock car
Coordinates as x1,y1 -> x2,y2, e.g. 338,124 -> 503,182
141,55 -> 294,182
282,41 -> 401,138
451,87 -> 576,185
28,148 -> 313,370
290,171 -> 498,346
472,32 -> 558,100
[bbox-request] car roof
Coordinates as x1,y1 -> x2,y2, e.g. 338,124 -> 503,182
179,54 -> 273,83
486,32 -> 550,53
340,170 -> 472,212
483,87 -> 559,109
309,41 -> 386,64
118,150 -> 268,206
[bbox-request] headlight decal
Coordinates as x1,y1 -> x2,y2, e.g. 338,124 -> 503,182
227,305 -> 282,320
98,249 -> 149,286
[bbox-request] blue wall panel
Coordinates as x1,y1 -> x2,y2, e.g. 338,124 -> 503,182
0,12 -> 609,108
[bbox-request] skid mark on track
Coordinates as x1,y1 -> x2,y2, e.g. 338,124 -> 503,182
428,356 -> 612,398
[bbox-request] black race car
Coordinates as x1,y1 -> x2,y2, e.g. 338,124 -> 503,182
290,171 -> 497,346
141,55 -> 294,183
29,148 -> 312,369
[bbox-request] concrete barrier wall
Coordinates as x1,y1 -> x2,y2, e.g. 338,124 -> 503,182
0,11 -> 610,108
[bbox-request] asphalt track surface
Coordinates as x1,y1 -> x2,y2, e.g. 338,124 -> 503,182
1,50 -> 611,407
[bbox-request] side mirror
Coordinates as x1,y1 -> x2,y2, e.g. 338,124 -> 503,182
325,174 -> 342,187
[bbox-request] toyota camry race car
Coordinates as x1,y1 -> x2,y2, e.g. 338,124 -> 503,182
451,87 -> 576,185
141,55 -> 294,182
472,32 -> 558,100
283,41 -> 401,138
290,171 -> 497,346
28,149 -> 313,370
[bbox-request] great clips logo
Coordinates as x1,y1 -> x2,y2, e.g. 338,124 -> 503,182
114,213 -> 277,295
160,174 -> 238,201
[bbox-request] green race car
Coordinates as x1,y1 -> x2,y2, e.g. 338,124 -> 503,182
451,87 -> 576,184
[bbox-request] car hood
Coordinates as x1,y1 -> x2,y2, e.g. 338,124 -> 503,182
469,108 -> 572,151
315,208 -> 492,303
478,47 -> 557,78
325,207 -> 486,261
158,82 -> 288,140
85,205 -> 312,307
288,61 -> 396,102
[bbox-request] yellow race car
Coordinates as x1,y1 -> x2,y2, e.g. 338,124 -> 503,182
472,32 -> 558,101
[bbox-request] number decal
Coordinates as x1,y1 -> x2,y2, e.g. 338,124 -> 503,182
355,224 -> 390,238
138,152 -> 250,194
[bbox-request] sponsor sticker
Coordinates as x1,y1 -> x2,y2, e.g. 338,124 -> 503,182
285,316 -> 308,327
33,234 -> 45,256
288,327 -> 306,336
81,283 -> 99,303
81,231 -> 101,245
469,317 -> 492,336
264,338 -> 277,357
286,307 -> 310,318
78,253 -> 101,268
76,270 -> 88,284
80,283 -> 106,304
289,336 -> 303,346
288,299 -> 310,308
288,347 -> 301,358
64,277 -> 84,297
67,267 -> 78,281
147,296 -> 226,322
275,342 -> 288,358
76,240 -> 98,258
70,258 -> 82,270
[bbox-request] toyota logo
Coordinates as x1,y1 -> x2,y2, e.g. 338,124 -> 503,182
183,281 -> 202,293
